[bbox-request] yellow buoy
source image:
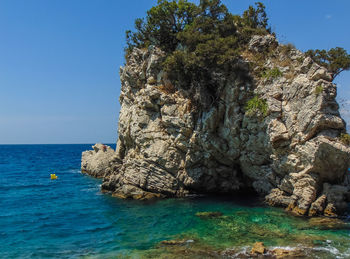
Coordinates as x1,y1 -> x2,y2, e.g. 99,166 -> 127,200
50,174 -> 58,180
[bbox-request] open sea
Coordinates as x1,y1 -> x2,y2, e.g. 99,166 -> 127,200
0,144 -> 349,258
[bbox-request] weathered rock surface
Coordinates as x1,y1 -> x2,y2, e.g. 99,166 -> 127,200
81,143 -> 115,178
251,242 -> 266,255
82,35 -> 350,216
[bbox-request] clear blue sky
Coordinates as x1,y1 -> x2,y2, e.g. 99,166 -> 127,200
0,0 -> 349,144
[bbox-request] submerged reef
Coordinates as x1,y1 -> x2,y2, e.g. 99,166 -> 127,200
121,205 -> 350,258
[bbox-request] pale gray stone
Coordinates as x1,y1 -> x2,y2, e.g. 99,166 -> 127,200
81,143 -> 115,178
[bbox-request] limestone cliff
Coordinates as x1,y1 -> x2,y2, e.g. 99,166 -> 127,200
82,35 -> 350,217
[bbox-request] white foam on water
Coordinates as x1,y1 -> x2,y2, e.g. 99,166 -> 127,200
269,245 -> 299,251
221,246 -> 250,257
314,246 -> 340,255
67,169 -> 81,174
228,245 -> 350,259
312,245 -> 350,259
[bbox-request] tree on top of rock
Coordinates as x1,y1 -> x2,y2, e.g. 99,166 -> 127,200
124,0 -> 271,107
242,2 -> 269,31
125,0 -> 198,52
125,0 -> 271,54
306,47 -> 350,80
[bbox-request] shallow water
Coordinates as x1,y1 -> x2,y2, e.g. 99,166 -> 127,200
0,144 -> 349,258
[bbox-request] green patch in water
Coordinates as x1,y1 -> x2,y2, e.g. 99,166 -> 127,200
123,198 -> 350,259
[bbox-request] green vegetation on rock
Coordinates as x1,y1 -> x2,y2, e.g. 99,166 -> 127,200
314,85 -> 323,95
125,0 -> 350,107
125,0 -> 271,106
261,67 -> 283,80
125,0 -> 198,53
339,133 -> 350,145
245,95 -> 268,117
126,0 -> 270,54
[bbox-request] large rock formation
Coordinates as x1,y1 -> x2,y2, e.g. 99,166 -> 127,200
82,35 -> 350,216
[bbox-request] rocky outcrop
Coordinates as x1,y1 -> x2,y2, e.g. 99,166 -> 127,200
251,242 -> 266,255
81,143 -> 116,178
82,35 -> 350,216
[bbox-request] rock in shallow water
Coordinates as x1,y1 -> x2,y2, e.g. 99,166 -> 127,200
81,143 -> 115,178
112,184 -> 165,200
195,211 -> 223,219
251,242 -> 266,255
308,217 -> 349,230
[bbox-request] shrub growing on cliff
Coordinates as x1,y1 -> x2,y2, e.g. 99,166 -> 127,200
245,95 -> 268,117
261,67 -> 283,80
339,133 -> 350,145
314,85 -> 323,95
305,47 -> 350,80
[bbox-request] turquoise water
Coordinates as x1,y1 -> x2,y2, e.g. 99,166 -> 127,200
0,144 -> 349,258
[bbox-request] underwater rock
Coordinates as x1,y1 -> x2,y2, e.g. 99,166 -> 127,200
308,217 -> 349,230
112,184 -> 165,200
195,211 -> 223,219
160,239 -> 195,246
145,239 -> 221,259
160,240 -> 187,246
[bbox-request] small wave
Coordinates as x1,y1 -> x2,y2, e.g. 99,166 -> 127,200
313,246 -> 341,256
67,169 -> 81,174
80,187 -> 100,192
84,225 -> 113,233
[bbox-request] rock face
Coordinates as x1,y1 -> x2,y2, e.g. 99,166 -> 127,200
81,143 -> 116,178
82,35 -> 350,216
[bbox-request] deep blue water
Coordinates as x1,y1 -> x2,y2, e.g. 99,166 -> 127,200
0,144 -> 349,259
0,144 -> 256,258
